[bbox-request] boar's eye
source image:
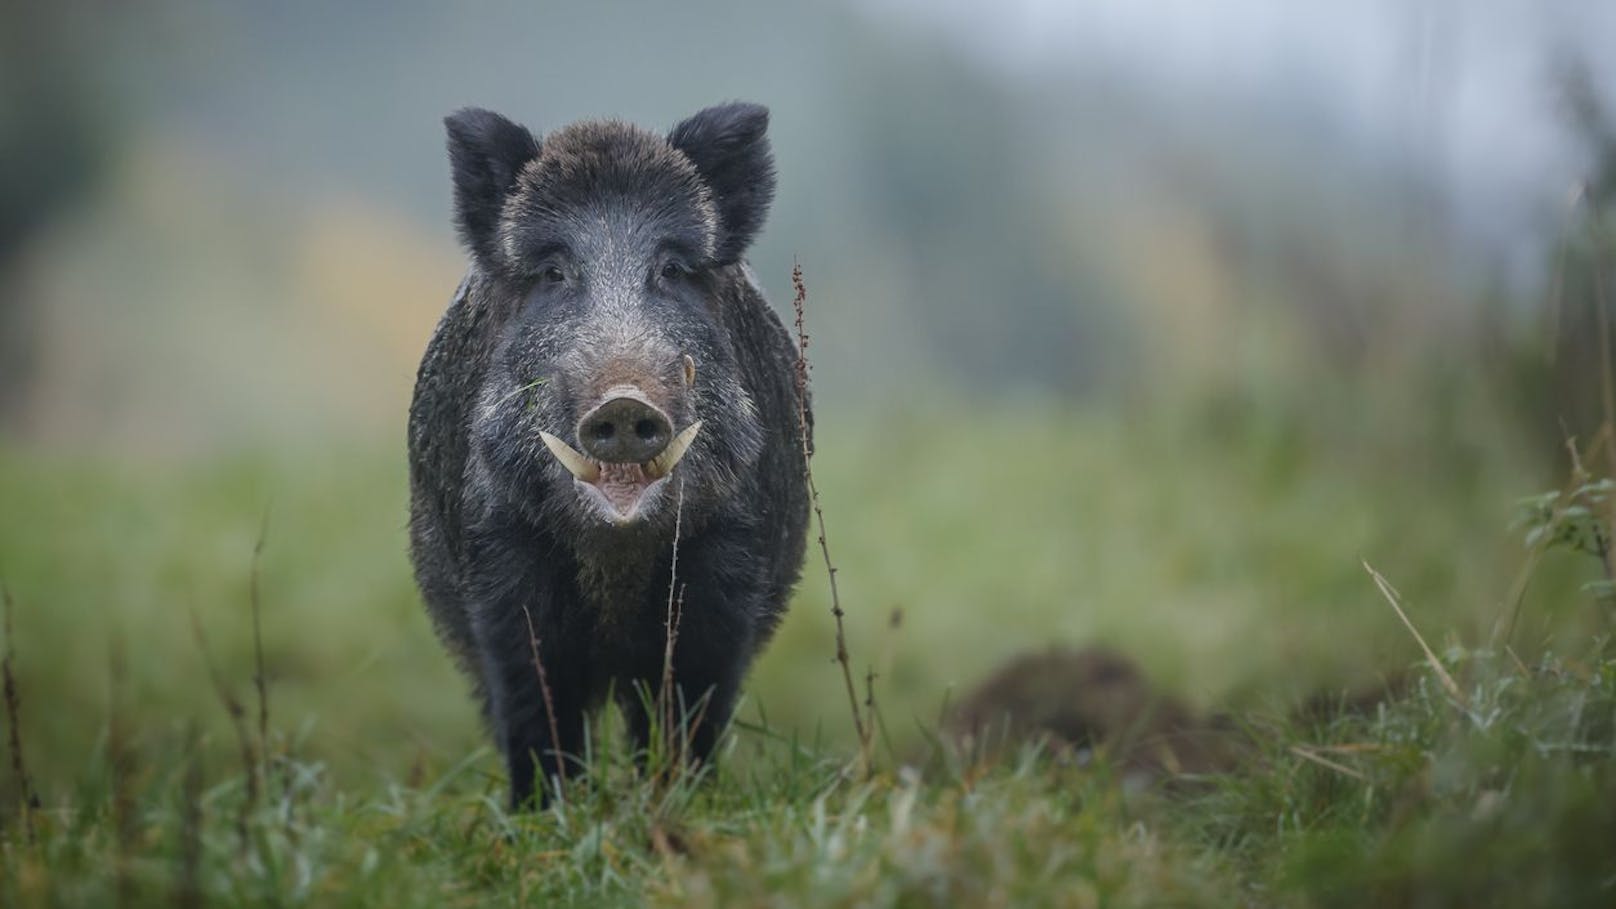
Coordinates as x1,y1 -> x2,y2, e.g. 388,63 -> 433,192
659,261 -> 687,281
539,265 -> 566,285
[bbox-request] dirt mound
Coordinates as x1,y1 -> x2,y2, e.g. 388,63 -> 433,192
945,645 -> 1404,783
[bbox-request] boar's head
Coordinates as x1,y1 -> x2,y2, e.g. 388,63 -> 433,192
445,103 -> 777,530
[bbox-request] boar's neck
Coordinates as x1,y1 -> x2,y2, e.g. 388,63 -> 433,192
572,523 -> 667,628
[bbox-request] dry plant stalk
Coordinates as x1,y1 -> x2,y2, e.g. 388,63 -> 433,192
188,611 -> 257,853
659,480 -> 687,776
1289,744 -> 1368,782
519,602 -> 566,800
1363,562 -> 1469,709
790,261 -> 872,769
2,582 -> 36,844
659,587 -> 687,777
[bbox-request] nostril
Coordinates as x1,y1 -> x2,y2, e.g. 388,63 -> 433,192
578,394 -> 672,463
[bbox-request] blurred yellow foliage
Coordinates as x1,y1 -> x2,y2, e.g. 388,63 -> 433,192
17,137 -> 460,454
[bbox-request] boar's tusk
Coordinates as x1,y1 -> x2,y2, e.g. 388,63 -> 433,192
538,431 -> 601,482
646,420 -> 703,479
683,354 -> 697,387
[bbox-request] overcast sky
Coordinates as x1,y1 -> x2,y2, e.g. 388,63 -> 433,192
862,0 -> 1616,280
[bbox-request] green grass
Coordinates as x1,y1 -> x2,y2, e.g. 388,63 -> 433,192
3,401 -> 1614,906
6,647 -> 1613,906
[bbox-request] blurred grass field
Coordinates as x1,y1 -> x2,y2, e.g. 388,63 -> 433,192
6,385 -> 1616,906
0,386 -> 1597,791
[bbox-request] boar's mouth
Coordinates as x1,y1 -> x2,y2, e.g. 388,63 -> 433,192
537,422 -> 702,523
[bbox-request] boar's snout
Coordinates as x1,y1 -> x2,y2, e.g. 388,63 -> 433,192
577,392 -> 673,464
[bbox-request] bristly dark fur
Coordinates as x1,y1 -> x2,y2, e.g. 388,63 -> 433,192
410,102 -> 808,809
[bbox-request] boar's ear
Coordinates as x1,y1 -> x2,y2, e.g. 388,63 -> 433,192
444,108 -> 541,267
668,102 -> 776,265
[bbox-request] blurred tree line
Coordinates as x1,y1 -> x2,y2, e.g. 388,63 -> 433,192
0,2 -> 124,423
1,0 -> 1612,467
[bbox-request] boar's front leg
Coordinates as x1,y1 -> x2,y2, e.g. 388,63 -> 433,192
466,524 -> 587,809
